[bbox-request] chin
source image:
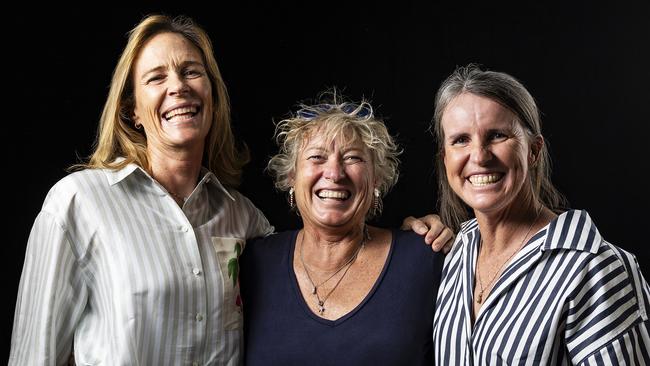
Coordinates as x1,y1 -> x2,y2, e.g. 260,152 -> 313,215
314,213 -> 356,228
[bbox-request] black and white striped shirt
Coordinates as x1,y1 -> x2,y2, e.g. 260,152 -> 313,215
433,210 -> 650,364
10,164 -> 273,366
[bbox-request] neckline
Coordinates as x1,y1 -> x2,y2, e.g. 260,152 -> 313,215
469,226 -> 549,326
287,228 -> 395,326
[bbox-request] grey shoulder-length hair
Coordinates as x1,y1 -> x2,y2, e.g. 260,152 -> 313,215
431,64 -> 567,232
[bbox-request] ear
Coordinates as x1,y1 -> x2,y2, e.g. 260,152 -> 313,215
288,170 -> 296,187
529,135 -> 544,166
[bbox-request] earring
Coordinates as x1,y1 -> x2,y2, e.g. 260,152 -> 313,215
289,187 -> 295,209
373,188 -> 380,214
530,152 -> 538,168
135,122 -> 142,130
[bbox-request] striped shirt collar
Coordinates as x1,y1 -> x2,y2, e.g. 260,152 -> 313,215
459,209 -> 602,254
104,160 -> 236,201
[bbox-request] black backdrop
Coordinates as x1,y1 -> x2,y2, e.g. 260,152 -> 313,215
5,2 -> 649,360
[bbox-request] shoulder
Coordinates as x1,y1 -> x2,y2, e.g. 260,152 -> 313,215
241,230 -> 296,279
41,169 -> 110,215
594,241 -> 649,318
247,230 -> 295,247
391,229 -> 445,267
564,239 -> 650,362
216,187 -> 273,237
243,230 -> 296,259
49,169 -> 108,196
221,188 -> 267,217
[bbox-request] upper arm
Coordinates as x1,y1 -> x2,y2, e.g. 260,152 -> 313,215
9,211 -> 88,365
567,246 -> 650,364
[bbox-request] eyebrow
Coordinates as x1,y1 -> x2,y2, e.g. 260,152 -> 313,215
140,60 -> 205,81
303,145 -> 366,155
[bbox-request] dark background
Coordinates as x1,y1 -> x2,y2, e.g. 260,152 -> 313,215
5,2 -> 649,360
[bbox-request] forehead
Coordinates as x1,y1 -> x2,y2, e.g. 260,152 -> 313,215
301,125 -> 367,152
442,93 -> 517,131
134,32 -> 204,73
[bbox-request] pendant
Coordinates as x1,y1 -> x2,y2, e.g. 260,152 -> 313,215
312,286 -> 317,294
318,300 -> 325,314
476,292 -> 483,304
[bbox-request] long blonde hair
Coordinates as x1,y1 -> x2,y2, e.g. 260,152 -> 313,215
75,14 -> 248,188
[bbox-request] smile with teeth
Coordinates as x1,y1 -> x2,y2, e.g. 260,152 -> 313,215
163,106 -> 199,121
468,174 -> 502,186
317,189 -> 350,200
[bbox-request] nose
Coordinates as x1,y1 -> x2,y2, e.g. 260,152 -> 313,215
470,142 -> 493,165
168,73 -> 190,96
323,158 -> 346,182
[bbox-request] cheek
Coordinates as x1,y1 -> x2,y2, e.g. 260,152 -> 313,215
295,166 -> 318,189
134,88 -> 163,120
443,151 -> 463,174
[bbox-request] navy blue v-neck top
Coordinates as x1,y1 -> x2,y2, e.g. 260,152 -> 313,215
240,229 -> 443,366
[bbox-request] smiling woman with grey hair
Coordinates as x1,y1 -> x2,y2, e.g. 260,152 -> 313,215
240,92 -> 449,365
431,64 -> 650,364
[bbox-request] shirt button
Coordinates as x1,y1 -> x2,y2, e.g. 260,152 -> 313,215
192,268 -> 201,276
196,313 -> 203,322
181,226 -> 190,232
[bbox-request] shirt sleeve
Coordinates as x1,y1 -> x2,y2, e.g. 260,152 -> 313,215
567,245 -> 650,365
234,192 -> 274,239
9,210 -> 88,366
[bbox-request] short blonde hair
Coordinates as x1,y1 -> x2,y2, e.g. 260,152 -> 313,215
76,14 -> 247,188
267,92 -> 401,218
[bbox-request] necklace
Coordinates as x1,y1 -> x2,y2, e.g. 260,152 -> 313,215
299,228 -> 368,315
475,208 -> 541,304
168,191 -> 186,203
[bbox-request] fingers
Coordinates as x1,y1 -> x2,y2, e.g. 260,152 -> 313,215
429,227 -> 455,253
400,216 -> 430,235
418,214 -> 444,244
401,214 -> 456,252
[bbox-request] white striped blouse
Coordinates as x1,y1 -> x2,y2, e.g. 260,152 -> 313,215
9,163 -> 273,366
433,209 -> 650,365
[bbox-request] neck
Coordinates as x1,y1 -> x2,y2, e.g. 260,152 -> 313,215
148,147 -> 203,200
475,195 -> 543,254
300,224 -> 367,272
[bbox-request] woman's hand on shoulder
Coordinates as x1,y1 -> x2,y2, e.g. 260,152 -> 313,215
401,214 -> 455,253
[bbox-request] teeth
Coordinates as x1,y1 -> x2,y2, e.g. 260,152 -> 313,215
317,190 -> 349,199
164,106 -> 198,120
469,174 -> 501,186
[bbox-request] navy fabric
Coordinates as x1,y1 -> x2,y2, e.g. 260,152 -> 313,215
240,229 -> 443,366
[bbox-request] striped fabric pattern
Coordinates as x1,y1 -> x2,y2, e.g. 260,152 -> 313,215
10,164 -> 273,366
433,210 -> 650,365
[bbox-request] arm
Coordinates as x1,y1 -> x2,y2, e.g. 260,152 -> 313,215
9,211 -> 88,366
401,214 -> 455,253
569,246 -> 650,365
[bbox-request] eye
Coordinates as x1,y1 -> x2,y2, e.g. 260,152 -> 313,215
490,132 -> 508,141
183,68 -> 203,78
146,74 -> 166,84
343,155 -> 364,164
307,155 -> 326,162
451,135 -> 469,145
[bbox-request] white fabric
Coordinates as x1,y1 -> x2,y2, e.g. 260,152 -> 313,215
10,163 -> 273,366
